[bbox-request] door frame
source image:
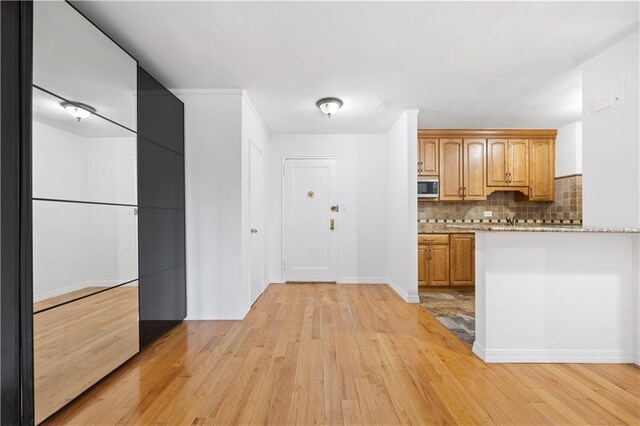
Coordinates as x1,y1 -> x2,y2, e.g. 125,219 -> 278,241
249,141 -> 265,302
280,156 -> 339,282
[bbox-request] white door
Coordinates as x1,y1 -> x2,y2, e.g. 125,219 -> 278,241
249,144 -> 264,304
283,158 -> 338,282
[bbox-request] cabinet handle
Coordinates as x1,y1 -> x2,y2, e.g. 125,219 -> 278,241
530,186 -> 534,198
428,248 -> 432,260
459,187 -> 463,197
463,187 -> 467,197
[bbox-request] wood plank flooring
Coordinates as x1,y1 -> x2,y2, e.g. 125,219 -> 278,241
45,284 -> 640,425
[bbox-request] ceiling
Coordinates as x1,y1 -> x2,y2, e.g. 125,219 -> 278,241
72,1 -> 639,135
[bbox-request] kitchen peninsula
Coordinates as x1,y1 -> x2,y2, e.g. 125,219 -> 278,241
448,224 -> 640,363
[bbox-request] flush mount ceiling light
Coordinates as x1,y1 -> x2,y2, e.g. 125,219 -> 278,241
60,101 -> 96,122
316,97 -> 343,118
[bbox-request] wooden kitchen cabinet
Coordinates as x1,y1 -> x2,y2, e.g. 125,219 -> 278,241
488,138 -> 529,187
528,139 -> 555,201
418,245 -> 427,286
418,233 -> 475,287
439,139 -> 464,200
418,234 -> 450,287
449,234 -> 475,285
463,139 -> 486,200
439,138 -> 486,201
418,137 -> 438,176
418,129 -> 556,201
487,138 -> 509,186
428,245 -> 450,286
508,139 -> 529,186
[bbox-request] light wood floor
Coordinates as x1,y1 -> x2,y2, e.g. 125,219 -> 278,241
46,284 -> 640,425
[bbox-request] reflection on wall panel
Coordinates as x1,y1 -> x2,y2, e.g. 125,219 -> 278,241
33,0 -> 137,131
139,266 -> 186,348
32,88 -> 137,205
32,200 -> 138,311
137,66 -> 186,348
34,284 -> 139,424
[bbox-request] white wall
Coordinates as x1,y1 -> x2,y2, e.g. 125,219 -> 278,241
179,90 -> 246,319
474,231 -> 635,363
555,122 -> 582,177
580,31 -> 640,365
582,31 -> 639,228
386,111 -> 419,303
266,134 -> 388,284
180,90 -> 269,319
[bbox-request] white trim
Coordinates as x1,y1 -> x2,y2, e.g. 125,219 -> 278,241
186,303 -> 251,321
634,351 -> 640,366
473,343 -> 635,363
386,279 -> 420,304
336,278 -> 387,284
268,275 -> 284,284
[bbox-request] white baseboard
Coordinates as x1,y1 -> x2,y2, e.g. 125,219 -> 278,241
337,278 -> 387,284
473,343 -> 635,363
386,278 -> 420,304
186,303 -> 251,321
268,276 -> 284,284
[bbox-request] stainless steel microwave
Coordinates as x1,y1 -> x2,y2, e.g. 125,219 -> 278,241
418,177 -> 439,199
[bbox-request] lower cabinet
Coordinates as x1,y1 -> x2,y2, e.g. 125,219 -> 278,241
449,234 -> 475,285
418,233 -> 475,287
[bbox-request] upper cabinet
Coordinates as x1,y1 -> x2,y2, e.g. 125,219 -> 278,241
528,139 -> 555,201
418,137 -> 439,176
463,139 -> 486,200
439,139 -> 464,200
33,0 -> 137,131
487,138 -> 528,187
418,129 -> 556,202
487,139 -> 509,186
438,138 -> 486,201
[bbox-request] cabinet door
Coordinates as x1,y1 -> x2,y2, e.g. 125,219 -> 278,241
427,245 -> 450,286
487,139 -> 509,186
418,245 -> 427,287
529,139 -> 555,201
463,139 -> 486,200
508,139 -> 529,186
418,138 -> 439,176
449,234 -> 474,285
439,139 -> 463,200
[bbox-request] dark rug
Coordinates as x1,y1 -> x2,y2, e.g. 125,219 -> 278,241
419,291 -> 475,345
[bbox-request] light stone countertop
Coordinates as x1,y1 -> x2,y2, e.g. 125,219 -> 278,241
445,224 -> 640,233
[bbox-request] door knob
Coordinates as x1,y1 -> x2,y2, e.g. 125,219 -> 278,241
251,228 -> 258,234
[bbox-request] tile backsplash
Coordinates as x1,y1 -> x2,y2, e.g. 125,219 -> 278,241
418,175 -> 582,223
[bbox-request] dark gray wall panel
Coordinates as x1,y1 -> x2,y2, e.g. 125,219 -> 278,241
138,137 -> 184,209
137,65 -> 186,348
138,207 -> 185,277
137,67 -> 184,154
139,265 -> 186,348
